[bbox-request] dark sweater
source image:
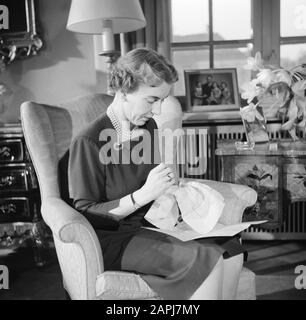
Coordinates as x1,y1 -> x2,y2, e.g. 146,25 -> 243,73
68,112 -> 160,230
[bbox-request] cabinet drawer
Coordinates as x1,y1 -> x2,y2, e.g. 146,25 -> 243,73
284,163 -> 306,201
0,198 -> 31,223
0,139 -> 24,163
0,169 -> 28,192
221,156 -> 283,229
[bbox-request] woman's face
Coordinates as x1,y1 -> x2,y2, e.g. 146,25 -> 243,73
123,81 -> 172,126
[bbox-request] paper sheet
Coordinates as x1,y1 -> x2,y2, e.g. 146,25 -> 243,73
143,220 -> 267,242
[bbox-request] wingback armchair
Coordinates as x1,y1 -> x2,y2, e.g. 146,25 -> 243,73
20,93 -> 257,300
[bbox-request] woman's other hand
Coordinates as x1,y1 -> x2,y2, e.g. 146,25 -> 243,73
133,163 -> 177,206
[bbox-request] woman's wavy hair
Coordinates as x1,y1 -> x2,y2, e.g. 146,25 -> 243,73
109,48 -> 178,94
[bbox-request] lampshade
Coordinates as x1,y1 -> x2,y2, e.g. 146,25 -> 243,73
66,0 -> 146,34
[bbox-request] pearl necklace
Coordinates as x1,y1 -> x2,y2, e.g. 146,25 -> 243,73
106,105 -> 142,150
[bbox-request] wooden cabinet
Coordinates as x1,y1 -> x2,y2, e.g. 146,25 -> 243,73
182,117 -> 306,238
0,125 -> 40,223
0,124 -> 47,266
216,139 -> 306,230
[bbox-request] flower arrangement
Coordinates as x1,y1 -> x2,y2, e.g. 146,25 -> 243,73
240,52 -> 306,141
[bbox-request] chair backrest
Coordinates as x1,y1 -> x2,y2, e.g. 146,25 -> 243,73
20,93 -> 113,201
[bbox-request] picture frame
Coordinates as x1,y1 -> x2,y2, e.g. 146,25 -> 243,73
184,68 -> 240,113
0,0 -> 43,65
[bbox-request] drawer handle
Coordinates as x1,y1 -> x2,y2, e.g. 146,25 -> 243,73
0,203 -> 17,214
0,146 -> 12,160
0,175 -> 16,187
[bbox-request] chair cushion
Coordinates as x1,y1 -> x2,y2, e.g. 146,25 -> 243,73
236,267 -> 256,300
96,271 -> 160,300
96,267 -> 256,300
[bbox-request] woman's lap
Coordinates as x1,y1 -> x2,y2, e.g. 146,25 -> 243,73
120,228 -> 224,275
96,227 -> 243,299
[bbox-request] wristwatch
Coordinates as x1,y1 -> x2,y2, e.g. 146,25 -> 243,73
131,193 -> 141,210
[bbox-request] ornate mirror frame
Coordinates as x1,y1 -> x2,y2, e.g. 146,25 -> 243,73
0,0 -> 43,66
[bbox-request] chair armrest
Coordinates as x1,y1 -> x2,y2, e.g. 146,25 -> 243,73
41,198 -> 97,242
41,197 -> 103,265
181,178 -> 257,225
41,197 -> 104,299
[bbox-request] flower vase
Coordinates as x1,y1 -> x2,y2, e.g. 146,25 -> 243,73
241,105 -> 270,144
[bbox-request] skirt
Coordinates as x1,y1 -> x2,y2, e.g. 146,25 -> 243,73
96,225 -> 246,300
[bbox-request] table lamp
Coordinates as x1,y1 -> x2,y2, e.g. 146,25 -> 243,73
66,0 -> 146,64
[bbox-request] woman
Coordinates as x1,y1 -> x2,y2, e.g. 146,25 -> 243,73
68,48 -> 244,300
192,81 -> 204,106
209,81 -> 222,105
221,81 -> 232,104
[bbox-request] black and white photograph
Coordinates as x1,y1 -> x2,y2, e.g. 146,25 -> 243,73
185,68 -> 240,112
0,0 -> 306,303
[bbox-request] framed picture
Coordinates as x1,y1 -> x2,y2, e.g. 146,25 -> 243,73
0,0 -> 43,65
184,68 -> 240,113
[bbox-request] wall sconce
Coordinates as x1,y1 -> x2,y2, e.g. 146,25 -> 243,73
66,0 -> 146,66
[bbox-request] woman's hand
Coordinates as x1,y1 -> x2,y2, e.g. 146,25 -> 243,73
133,163 -> 177,206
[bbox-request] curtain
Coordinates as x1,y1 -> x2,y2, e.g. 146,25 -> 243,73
123,0 -> 172,60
